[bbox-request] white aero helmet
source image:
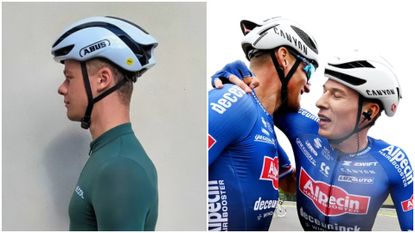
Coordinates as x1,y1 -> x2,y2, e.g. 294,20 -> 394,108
240,16 -> 319,67
51,16 -> 158,74
325,52 -> 402,117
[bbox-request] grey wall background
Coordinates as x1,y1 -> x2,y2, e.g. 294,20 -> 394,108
2,2 -> 206,230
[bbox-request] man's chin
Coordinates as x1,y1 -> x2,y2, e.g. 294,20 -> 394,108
66,113 -> 82,122
318,129 -> 330,138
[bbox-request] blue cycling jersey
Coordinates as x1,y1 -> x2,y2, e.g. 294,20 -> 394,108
208,84 -> 293,231
275,108 -> 413,231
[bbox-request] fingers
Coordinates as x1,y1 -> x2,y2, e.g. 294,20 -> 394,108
213,78 -> 224,89
229,74 -> 252,93
249,78 -> 260,89
243,77 -> 260,90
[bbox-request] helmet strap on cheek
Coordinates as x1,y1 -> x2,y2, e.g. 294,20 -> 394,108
80,61 -> 128,129
270,49 -> 301,108
81,62 -> 94,129
329,95 -> 374,145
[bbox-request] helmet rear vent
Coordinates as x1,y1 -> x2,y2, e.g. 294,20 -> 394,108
330,60 -> 375,69
291,25 -> 318,54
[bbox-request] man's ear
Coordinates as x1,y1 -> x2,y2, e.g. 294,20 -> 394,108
362,102 -> 381,122
276,47 -> 289,69
95,67 -> 113,93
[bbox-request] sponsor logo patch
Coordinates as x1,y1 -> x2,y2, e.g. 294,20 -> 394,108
296,138 -> 316,166
379,145 -> 413,187
75,185 -> 85,199
401,195 -> 413,212
338,175 -> 374,184
210,85 -> 245,114
208,134 -> 216,150
260,156 -> 279,190
79,39 -> 110,57
299,168 -> 370,216
208,180 -> 228,231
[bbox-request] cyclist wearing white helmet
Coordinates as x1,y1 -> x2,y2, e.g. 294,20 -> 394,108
212,51 -> 413,230
209,16 -> 318,230
52,16 -> 158,230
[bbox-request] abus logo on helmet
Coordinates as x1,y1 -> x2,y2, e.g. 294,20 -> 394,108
299,168 -> 370,216
79,39 -> 110,57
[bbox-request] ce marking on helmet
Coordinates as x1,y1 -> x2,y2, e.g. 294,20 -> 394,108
320,162 -> 330,177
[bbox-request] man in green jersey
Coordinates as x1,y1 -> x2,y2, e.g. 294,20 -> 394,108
51,16 -> 158,230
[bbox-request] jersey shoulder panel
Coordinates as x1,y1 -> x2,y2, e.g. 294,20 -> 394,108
91,157 -> 157,230
209,84 -> 257,123
274,108 -> 319,139
372,137 -> 413,188
209,84 -> 259,162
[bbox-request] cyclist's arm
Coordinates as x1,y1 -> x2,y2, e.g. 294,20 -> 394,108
91,158 -> 157,230
273,108 -> 320,141
278,142 -> 296,194
209,84 -> 256,165
278,141 -> 294,178
211,60 -> 259,92
388,148 -> 413,230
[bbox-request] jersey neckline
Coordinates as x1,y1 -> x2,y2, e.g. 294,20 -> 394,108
251,90 -> 273,119
89,122 -> 134,155
333,137 -> 373,158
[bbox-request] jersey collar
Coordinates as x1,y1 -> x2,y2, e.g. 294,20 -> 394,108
89,123 -> 134,155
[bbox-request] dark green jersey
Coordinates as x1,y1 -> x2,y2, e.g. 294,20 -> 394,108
68,123 -> 158,230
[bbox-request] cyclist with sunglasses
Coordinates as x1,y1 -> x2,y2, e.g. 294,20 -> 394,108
211,52 -> 413,230
208,17 -> 318,231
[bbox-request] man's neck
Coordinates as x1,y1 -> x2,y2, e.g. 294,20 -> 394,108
89,101 -> 131,140
252,67 -> 281,114
332,130 -> 369,154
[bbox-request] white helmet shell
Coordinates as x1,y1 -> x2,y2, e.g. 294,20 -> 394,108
240,16 -> 319,67
51,16 -> 158,73
325,52 -> 402,117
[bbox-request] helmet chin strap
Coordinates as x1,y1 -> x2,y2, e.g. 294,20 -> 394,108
270,49 -> 301,109
329,95 -> 374,145
80,61 -> 128,129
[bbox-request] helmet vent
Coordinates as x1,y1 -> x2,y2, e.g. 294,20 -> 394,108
330,60 -> 375,69
325,68 -> 367,86
291,25 -> 318,54
52,44 -> 75,58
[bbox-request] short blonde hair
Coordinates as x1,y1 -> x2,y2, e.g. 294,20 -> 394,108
87,59 -> 133,106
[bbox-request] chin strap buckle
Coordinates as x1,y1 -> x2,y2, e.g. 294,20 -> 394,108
81,116 -> 91,129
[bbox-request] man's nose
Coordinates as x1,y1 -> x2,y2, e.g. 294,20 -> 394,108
316,93 -> 328,109
304,82 -> 311,93
58,82 -> 66,96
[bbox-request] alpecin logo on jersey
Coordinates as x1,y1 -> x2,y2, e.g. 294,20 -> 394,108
260,156 -> 279,190
299,168 -> 370,216
379,145 -> 413,187
208,134 -> 216,150
401,195 -> 413,212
